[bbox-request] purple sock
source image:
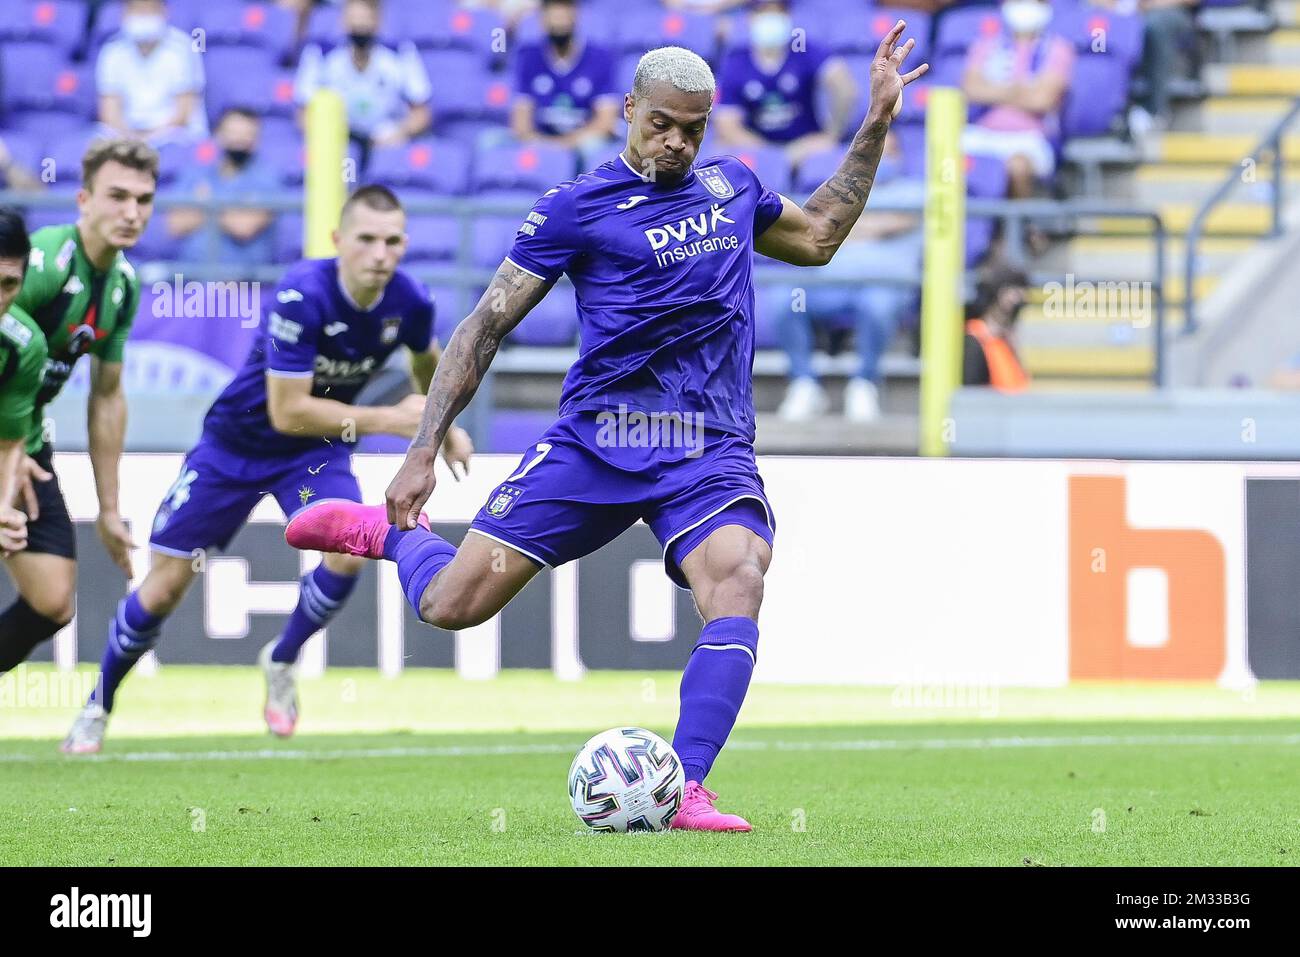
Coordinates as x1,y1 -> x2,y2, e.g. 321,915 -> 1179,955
90,592 -> 164,713
272,564 -> 359,663
672,616 -> 759,784
383,526 -> 457,618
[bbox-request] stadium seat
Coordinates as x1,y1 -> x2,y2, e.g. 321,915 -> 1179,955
509,283 -> 579,346
471,213 -> 526,269
933,6 -> 1003,64
838,55 -> 932,129
471,143 -> 576,194
1061,52 -> 1129,138
368,138 -> 472,195
965,153 -> 1009,267
429,285 -> 467,343
274,212 -> 304,262
1054,5 -> 1144,66
611,7 -> 715,57
0,42 -> 95,119
515,6 -> 622,48
615,52 -> 640,98
0,1 -> 86,53
156,137 -> 221,188
837,7 -> 932,61
791,145 -> 841,196
489,410 -> 559,454
425,51 -> 512,125
202,46 -> 284,124
402,210 -> 462,263
393,0 -> 506,56
193,3 -> 296,60
731,145 -> 794,196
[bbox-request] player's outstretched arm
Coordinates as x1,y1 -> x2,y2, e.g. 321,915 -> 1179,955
754,20 -> 927,267
386,260 -> 551,529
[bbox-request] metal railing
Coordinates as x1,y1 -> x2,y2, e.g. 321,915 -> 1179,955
0,189 -> 1170,388
1184,94 -> 1300,333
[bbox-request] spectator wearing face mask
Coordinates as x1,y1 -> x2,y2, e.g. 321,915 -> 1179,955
963,265 -> 1030,391
961,0 -> 1073,200
294,0 -> 432,166
96,0 -> 207,145
715,0 -> 858,167
510,0 -> 619,165
166,108 -> 279,268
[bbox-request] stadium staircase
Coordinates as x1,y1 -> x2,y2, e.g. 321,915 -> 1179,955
1028,0 -> 1297,391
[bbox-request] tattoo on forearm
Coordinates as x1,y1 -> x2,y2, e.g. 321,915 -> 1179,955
412,262 -> 548,451
804,119 -> 890,254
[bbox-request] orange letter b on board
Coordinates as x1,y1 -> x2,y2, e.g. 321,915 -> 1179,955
1069,476 -> 1225,680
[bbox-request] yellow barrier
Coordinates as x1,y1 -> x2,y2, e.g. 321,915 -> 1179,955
303,90 -> 348,258
919,87 -> 966,457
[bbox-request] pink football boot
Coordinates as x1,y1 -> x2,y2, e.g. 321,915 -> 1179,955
285,502 -> 428,559
671,782 -> 753,832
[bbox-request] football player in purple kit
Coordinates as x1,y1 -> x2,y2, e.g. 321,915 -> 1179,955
61,186 -> 473,753
288,26 -> 926,830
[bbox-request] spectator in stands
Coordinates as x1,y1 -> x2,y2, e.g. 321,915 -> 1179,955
165,108 -> 279,268
293,0 -> 432,168
510,0 -> 620,165
961,0 -> 1074,200
1087,0 -> 1197,135
96,0 -> 207,145
776,133 -> 922,422
715,0 -> 858,167
963,265 -> 1030,392
0,140 -> 43,193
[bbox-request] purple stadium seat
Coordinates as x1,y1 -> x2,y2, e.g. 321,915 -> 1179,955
202,46 -> 283,123
830,7 -> 931,61
0,42 -> 95,118
2,111 -> 90,155
368,137 -> 471,194
965,153 -> 1008,268
39,123 -> 101,192
730,145 -> 793,195
435,118 -> 497,149
424,51 -> 512,124
615,52 -> 640,97
791,145 -> 841,195
194,3 -> 296,59
0,130 -> 42,175
472,143 -> 575,194
471,212 -> 526,269
753,290 -> 782,350
404,212 -> 461,263
612,7 -> 715,57
156,137 -> 221,188
933,6 -> 1004,63
511,283 -> 578,346
394,0 -> 505,55
1061,53 -> 1128,138
895,120 -> 925,178
1054,6 -> 1143,66
274,212 -> 303,262
0,1 -> 85,52
129,206 -> 183,262
429,285 -> 467,342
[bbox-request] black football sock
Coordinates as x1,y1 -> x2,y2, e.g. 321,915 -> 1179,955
0,597 -> 65,673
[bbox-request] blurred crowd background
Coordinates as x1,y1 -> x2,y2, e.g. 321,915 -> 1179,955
0,0 -> 1290,454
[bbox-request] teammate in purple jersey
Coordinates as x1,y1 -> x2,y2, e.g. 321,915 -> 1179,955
289,26 -> 927,830
62,186 -> 473,754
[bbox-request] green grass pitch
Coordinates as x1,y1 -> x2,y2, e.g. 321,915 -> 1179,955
2,666 -> 1298,866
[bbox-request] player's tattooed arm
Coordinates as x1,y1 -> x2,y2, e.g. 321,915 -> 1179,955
388,261 -> 550,527
410,260 -> 550,454
754,20 -> 926,267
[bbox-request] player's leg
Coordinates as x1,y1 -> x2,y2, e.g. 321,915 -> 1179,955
0,446 -> 78,672
646,437 -> 777,831
0,554 -> 76,672
63,443 -> 263,753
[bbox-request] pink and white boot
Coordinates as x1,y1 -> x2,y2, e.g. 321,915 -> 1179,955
285,502 -> 428,559
671,782 -> 753,832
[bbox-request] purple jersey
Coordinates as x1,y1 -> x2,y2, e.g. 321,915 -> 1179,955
202,258 -> 434,457
506,153 -> 785,441
717,44 -> 830,143
514,39 -> 617,137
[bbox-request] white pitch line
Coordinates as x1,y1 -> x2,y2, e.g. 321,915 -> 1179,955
0,732 -> 1298,764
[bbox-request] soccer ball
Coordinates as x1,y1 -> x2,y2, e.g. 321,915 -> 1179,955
568,728 -> 685,833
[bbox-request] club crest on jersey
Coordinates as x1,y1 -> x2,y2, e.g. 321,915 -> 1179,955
381,317 -> 401,344
485,483 -> 524,519
695,165 -> 735,200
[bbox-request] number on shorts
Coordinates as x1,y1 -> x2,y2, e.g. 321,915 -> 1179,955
506,443 -> 552,482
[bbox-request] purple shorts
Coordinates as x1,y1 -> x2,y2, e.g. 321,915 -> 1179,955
149,433 -> 362,556
471,413 -> 775,588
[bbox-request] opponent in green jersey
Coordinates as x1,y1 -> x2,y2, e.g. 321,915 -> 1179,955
0,139 -> 157,673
